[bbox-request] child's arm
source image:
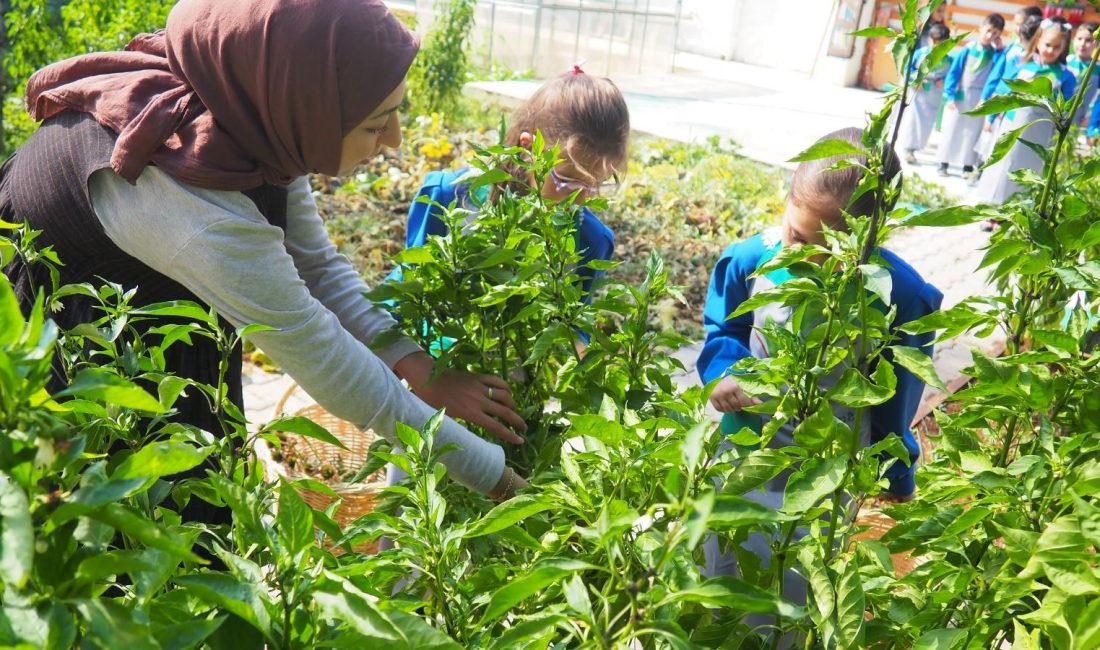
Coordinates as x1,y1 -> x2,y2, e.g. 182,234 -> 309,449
1089,91 -> 1100,140
1060,69 -> 1079,103
942,47 -> 968,104
575,209 -> 615,300
980,50 -> 1009,101
697,240 -> 761,385
405,170 -> 461,249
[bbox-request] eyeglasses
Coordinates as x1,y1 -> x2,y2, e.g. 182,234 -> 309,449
1040,18 -> 1073,31
549,168 -> 621,196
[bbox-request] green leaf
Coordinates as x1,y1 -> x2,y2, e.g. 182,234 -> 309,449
725,449 -> 792,494
277,483 -> 315,555
154,616 -> 228,650
782,456 -> 846,514
91,504 -> 202,563
912,629 -> 965,650
792,401 -> 839,452
835,561 -> 865,650
562,574 -> 592,619
708,494 -> 782,530
850,26 -> 896,39
2,602 -> 76,650
465,494 -> 554,538
888,345 -> 946,391
788,138 -> 864,163
314,582 -> 402,642
983,120 -> 1041,170
685,489 -> 716,549
74,599 -> 159,650
902,205 -> 986,227
667,576 -> 803,619
829,367 -> 894,407
1073,598 -> 1100,650
524,322 -> 570,365
57,368 -> 166,413
0,475 -> 34,591
859,264 -> 892,306
131,300 -> 216,325
967,94 -> 1044,117
480,561 -> 591,625
263,415 -> 347,450
681,420 -> 709,477
237,323 -> 276,338
174,574 -> 274,642
0,277 -> 23,346
394,246 -> 435,265
113,441 -> 211,481
489,614 -> 567,649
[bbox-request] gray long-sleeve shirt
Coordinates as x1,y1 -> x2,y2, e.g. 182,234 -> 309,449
88,167 -> 504,494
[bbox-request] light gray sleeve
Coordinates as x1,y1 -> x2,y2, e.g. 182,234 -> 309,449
87,167 -> 504,494
282,178 -> 421,367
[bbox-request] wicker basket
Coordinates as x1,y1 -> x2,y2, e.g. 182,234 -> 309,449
261,383 -> 387,554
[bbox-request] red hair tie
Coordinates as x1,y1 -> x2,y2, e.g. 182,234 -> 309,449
571,64 -> 585,75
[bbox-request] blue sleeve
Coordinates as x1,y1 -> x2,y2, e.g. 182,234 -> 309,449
696,236 -> 766,385
981,50 -> 1009,101
1090,91 -> 1100,137
576,209 -> 614,300
909,46 -> 928,77
1061,69 -> 1078,102
870,250 -> 944,496
943,47 -> 968,100
405,170 -> 462,249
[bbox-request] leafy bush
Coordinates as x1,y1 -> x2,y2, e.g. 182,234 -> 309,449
406,0 -> 477,119
1,1 -> 1096,646
1,0 -> 175,154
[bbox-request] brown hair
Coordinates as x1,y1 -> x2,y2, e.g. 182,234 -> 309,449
1024,16 -> 1072,64
789,127 -> 902,228
504,72 -> 630,183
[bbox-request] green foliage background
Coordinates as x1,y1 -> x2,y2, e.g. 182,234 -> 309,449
1,0 -> 175,154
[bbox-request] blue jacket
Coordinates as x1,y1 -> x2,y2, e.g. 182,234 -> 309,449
697,233 -> 944,496
944,41 -> 1001,101
400,168 -> 615,297
981,42 -> 1024,101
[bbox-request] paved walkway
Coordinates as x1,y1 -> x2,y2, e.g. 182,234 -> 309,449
244,55 -> 1003,429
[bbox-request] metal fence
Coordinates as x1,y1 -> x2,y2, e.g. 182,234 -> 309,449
414,0 -> 683,78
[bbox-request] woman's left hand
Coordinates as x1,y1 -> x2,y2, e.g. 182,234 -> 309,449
394,352 -> 527,444
415,369 -> 528,444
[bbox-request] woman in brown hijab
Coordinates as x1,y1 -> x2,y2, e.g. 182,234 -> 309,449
1,0 -> 527,506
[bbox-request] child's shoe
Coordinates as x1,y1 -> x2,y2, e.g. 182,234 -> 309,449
904,150 -> 917,164
936,165 -> 949,177
964,169 -> 981,185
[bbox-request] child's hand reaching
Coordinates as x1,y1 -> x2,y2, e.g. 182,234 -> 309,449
983,122 -> 993,132
710,376 -> 762,413
946,101 -> 958,111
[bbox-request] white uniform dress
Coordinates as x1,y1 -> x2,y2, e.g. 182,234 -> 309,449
975,63 -> 1077,204
896,48 -> 950,154
937,43 -> 998,169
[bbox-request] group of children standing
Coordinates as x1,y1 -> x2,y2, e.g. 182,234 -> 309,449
895,5 -> 1099,212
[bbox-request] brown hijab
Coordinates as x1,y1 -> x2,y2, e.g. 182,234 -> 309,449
24,0 -> 419,190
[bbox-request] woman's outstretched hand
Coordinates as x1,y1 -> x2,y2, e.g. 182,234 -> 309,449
394,352 -> 528,444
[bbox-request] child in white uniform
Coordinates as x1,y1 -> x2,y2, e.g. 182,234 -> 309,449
936,13 -> 1005,181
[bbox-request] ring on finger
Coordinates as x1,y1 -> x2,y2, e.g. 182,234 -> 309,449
487,386 -> 494,400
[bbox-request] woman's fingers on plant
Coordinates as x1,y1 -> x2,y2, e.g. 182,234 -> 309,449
482,399 -> 528,437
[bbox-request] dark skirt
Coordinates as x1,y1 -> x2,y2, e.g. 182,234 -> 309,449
0,153 -> 241,526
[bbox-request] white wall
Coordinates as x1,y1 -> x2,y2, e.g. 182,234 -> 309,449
678,0 -> 874,87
